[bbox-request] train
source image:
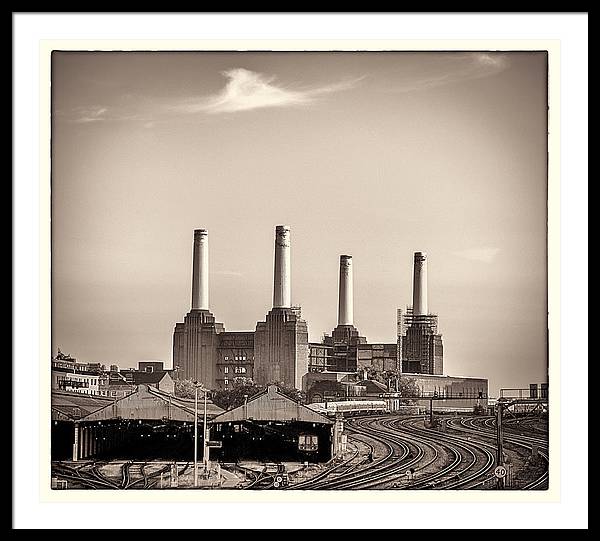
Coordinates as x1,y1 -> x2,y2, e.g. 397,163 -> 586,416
307,400 -> 390,417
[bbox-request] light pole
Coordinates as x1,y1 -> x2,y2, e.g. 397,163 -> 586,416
194,383 -> 199,487
203,386 -> 209,477
193,381 -> 209,487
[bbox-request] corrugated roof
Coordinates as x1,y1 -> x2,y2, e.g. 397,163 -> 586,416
211,385 -> 333,425
51,390 -> 115,421
81,384 -> 224,422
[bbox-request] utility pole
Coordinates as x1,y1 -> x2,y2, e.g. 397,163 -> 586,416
496,402 -> 505,489
429,398 -> 434,426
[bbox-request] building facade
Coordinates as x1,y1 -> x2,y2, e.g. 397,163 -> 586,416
169,229 -> 479,397
215,331 -> 255,389
172,226 -> 310,391
397,253 -> 444,375
51,350 -> 100,395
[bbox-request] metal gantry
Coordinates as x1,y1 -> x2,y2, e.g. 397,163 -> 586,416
494,388 -> 549,489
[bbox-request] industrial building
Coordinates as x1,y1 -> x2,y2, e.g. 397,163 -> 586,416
210,385 -> 338,463
51,384 -> 224,462
397,252 -> 444,375
306,252 -> 442,378
171,226 -> 486,404
172,226 -> 308,390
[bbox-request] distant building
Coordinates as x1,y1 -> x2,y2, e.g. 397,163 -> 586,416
303,372 -> 390,403
173,227 -> 309,391
51,349 -> 100,395
167,227 -> 482,397
357,343 -> 399,372
97,366 -> 135,398
397,253 -> 444,375
399,309 -> 444,375
307,256 -> 398,376
138,360 -> 165,373
303,371 -> 364,402
399,373 -> 488,410
100,381 -> 136,399
130,370 -> 175,394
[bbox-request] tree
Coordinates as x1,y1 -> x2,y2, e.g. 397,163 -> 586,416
360,368 -> 397,388
396,376 -> 421,405
173,379 -> 198,399
211,382 -> 307,411
358,368 -> 421,405
175,379 -> 307,410
276,384 -> 307,404
211,383 -> 265,411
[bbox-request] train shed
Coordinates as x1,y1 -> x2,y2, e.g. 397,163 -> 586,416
210,385 -> 340,463
52,385 -> 224,461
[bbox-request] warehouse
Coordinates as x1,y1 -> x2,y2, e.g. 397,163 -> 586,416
210,385 -> 337,463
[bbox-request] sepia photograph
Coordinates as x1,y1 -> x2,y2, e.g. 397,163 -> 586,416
48,48 -> 552,492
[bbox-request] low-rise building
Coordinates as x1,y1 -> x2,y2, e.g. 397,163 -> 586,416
51,350 -> 100,395
130,370 -> 175,394
52,367 -> 100,395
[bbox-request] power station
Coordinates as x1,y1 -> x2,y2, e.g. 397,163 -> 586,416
172,225 -> 483,399
399,252 -> 444,375
172,226 -> 308,390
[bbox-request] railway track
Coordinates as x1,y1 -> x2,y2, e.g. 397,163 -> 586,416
286,443 -> 362,489
291,416 -> 425,490
450,416 -> 549,489
389,417 -> 496,490
52,461 -> 185,490
289,413 -> 547,491
51,415 -> 548,491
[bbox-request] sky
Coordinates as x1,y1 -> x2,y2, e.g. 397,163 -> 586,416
51,51 -> 548,395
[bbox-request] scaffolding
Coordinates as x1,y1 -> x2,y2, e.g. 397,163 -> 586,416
399,308 -> 443,375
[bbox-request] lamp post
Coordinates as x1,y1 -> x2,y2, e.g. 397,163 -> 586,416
194,383 -> 199,487
193,381 -> 209,487
203,386 -> 209,477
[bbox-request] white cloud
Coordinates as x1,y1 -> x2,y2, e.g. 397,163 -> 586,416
72,106 -> 108,123
454,247 -> 501,264
60,105 -> 150,125
389,53 -> 510,94
175,68 -> 362,114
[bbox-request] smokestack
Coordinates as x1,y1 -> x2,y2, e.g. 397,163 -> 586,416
338,255 -> 354,325
191,229 -> 209,310
273,225 -> 291,308
412,251 -> 428,316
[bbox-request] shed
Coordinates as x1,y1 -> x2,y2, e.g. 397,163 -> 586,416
211,385 -> 333,425
82,384 -> 223,422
